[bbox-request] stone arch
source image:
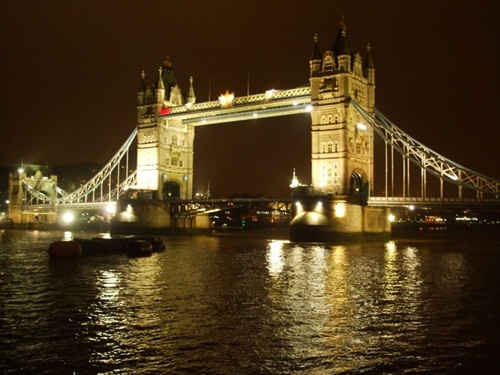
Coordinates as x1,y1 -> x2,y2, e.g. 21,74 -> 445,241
349,169 -> 368,204
162,180 -> 181,201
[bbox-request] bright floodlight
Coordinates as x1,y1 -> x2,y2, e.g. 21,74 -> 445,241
314,201 -> 324,214
106,203 -> 116,215
295,201 -> 303,213
62,212 -> 74,224
334,202 -> 346,218
357,123 -> 367,131
444,172 -> 459,181
265,89 -> 275,99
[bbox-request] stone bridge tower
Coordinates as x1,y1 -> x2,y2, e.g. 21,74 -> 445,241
136,57 -> 196,200
309,18 -> 375,201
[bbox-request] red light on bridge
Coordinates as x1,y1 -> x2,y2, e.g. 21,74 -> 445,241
159,107 -> 170,115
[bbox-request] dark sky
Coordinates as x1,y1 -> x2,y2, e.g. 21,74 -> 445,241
1,0 -> 498,198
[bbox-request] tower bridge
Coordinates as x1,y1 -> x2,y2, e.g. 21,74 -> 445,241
7,18 -> 499,237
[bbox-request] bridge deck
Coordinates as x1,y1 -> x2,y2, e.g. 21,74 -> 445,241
161,87 -> 312,126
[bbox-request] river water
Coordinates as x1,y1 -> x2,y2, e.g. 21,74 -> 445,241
1,229 -> 499,374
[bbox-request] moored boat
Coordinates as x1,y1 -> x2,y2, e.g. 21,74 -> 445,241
74,235 -> 164,254
128,240 -> 153,257
48,241 -> 83,257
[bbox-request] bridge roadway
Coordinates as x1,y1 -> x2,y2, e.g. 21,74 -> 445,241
161,86 -> 312,125
160,196 -> 500,216
21,195 -> 500,215
171,198 -> 293,215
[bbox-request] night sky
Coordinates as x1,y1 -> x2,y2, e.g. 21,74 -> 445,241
1,0 -> 498,198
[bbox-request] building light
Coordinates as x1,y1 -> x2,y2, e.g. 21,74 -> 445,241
334,202 -> 345,218
295,201 -> 303,213
106,203 -> 116,215
265,89 -> 275,99
357,123 -> 367,131
443,172 -> 459,181
62,212 -> 74,224
314,201 -> 324,214
219,90 -> 235,108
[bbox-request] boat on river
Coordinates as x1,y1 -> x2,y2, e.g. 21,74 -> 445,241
74,235 -> 165,255
48,240 -> 83,257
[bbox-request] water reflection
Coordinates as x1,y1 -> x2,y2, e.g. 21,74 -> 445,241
96,270 -> 121,305
82,254 -> 165,370
1,231 -> 498,374
267,239 -> 285,277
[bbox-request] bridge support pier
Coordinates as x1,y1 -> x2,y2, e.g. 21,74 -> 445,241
110,198 -> 211,235
289,195 -> 391,242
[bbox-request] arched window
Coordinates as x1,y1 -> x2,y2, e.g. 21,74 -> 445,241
323,55 -> 334,71
171,134 -> 178,145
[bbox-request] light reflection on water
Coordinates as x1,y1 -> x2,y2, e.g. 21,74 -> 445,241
0,229 -> 499,374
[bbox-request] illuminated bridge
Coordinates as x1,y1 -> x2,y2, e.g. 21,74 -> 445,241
8,20 -> 499,228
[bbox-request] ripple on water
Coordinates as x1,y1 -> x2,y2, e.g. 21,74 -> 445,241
1,230 -> 499,374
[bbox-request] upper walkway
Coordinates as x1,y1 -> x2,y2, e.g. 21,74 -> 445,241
160,86 -> 312,125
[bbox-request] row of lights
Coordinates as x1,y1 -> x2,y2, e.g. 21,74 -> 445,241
60,203 -> 116,225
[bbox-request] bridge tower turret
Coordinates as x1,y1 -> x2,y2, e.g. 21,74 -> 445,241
309,17 -> 375,201
136,57 -> 195,200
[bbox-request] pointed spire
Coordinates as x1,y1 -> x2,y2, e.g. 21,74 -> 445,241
137,71 -> 147,105
332,16 -> 351,56
364,43 -> 375,69
290,168 -> 300,188
138,70 -> 146,93
157,67 -> 164,90
311,33 -> 322,61
156,66 -> 165,104
186,76 -> 196,107
310,33 -> 323,77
